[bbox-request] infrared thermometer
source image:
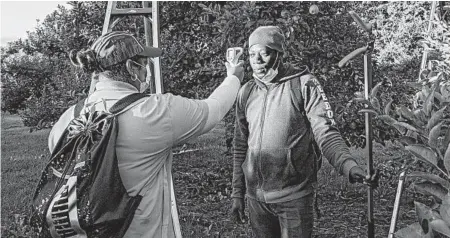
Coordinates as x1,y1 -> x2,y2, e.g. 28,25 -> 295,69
226,47 -> 243,66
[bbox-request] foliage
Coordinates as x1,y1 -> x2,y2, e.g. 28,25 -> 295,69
0,1 -> 443,148
367,15 -> 450,235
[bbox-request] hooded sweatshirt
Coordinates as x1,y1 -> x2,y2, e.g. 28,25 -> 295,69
232,64 -> 357,203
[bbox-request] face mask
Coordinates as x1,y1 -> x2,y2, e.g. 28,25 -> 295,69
133,60 -> 152,93
253,52 -> 280,83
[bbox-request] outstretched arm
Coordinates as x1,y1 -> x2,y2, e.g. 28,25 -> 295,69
170,62 -> 243,146
302,75 -> 358,180
201,75 -> 241,134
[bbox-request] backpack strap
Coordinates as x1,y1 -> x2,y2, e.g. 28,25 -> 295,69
109,93 -> 149,114
74,98 -> 87,118
240,81 -> 256,116
290,75 -> 304,111
290,73 -> 314,113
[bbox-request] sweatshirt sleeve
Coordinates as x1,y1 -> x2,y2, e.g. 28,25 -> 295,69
231,84 -> 250,198
301,75 -> 358,180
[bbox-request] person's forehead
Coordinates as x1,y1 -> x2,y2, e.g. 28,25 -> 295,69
249,44 -> 274,53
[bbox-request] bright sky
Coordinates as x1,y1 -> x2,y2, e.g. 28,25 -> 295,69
1,1 -> 70,46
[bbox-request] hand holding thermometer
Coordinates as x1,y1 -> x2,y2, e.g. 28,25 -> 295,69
226,47 -> 243,66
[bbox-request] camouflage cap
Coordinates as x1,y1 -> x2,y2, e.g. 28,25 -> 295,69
90,31 -> 162,69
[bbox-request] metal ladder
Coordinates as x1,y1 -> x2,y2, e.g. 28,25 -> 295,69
102,1 -> 163,94
102,2 -> 181,237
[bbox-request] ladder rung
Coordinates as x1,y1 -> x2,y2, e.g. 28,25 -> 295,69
53,203 -> 68,209
52,209 -> 69,215
53,216 -> 69,222
56,227 -> 75,232
111,8 -> 152,16
55,222 -> 70,227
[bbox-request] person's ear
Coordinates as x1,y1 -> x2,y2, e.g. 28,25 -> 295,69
126,59 -> 135,76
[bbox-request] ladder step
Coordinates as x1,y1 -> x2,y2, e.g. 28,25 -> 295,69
53,216 -> 69,222
111,8 -> 152,16
52,209 -> 69,215
55,222 -> 70,227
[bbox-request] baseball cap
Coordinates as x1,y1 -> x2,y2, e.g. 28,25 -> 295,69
90,31 -> 162,69
249,26 -> 285,53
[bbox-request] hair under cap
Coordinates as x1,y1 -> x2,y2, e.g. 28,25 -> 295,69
90,31 -> 162,69
248,26 -> 285,53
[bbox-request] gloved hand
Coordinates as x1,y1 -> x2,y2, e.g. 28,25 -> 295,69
225,61 -> 245,82
230,197 -> 246,224
349,166 -> 379,189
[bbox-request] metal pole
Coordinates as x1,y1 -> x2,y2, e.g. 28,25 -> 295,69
388,170 -> 407,238
102,1 -> 115,35
364,52 -> 374,238
152,1 -> 163,94
419,1 -> 438,81
143,1 -> 156,94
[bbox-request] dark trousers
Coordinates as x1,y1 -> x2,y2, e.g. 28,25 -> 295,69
247,194 -> 314,238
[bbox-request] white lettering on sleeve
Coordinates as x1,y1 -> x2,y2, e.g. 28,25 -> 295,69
312,79 -> 336,126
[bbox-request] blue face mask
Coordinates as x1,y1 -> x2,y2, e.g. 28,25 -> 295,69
253,52 -> 280,83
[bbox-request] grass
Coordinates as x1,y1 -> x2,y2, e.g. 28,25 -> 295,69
1,113 -> 50,229
1,113 -> 420,237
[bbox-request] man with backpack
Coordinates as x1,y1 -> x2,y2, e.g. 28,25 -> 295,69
230,26 -> 377,237
33,31 -> 244,237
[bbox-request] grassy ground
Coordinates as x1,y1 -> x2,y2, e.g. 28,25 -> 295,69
2,113 -> 420,237
1,114 -> 49,228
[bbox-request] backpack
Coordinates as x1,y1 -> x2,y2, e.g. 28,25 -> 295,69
30,93 -> 148,238
240,73 -> 323,171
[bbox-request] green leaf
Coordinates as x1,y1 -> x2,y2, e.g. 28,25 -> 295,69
427,106 -> 447,131
445,143 -> 450,175
370,81 -> 383,99
414,182 -> 448,203
371,97 -> 381,112
407,81 -> 425,89
429,122 -> 444,149
430,219 -> 450,236
358,108 -> 378,116
405,144 -> 438,166
415,201 -> 439,236
384,99 -> 393,115
399,105 -> 417,122
395,122 -> 419,132
434,92 -> 446,104
353,98 -> 371,105
429,72 -> 443,84
408,172 -> 450,189
394,222 -> 428,238
441,83 -> 450,99
424,85 -> 438,116
443,130 -> 450,154
414,109 -> 428,124
377,115 -> 397,125
354,91 -> 364,99
440,193 -> 450,226
399,136 -> 417,145
37,119 -> 44,128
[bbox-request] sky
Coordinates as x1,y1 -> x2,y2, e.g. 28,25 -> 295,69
1,1 -> 70,46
